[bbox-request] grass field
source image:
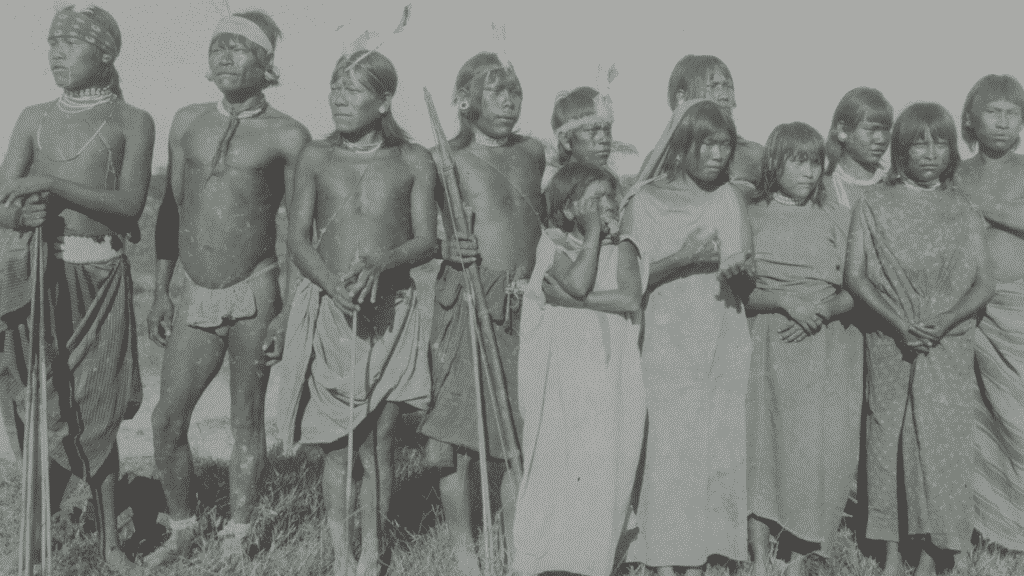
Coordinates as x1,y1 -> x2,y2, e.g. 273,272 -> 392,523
0,173 -> 1023,575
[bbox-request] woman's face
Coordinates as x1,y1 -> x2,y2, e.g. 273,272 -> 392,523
904,128 -> 950,186
686,130 -> 732,185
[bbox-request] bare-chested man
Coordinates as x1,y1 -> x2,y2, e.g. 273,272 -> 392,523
0,6 -> 154,574
278,49 -> 436,576
956,74 -> 1024,553
418,52 -> 546,576
144,11 -> 310,564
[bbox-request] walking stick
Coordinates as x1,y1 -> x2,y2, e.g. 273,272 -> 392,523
20,228 -> 52,576
346,309 -> 359,538
424,89 -> 523,575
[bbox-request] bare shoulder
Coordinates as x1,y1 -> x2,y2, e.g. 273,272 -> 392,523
399,142 -> 436,175
113,101 -> 155,133
170,102 -> 215,137
264,106 -> 312,139
515,135 -> 547,162
297,138 -> 333,165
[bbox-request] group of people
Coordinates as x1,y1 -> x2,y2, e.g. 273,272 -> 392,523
0,5 -> 1023,576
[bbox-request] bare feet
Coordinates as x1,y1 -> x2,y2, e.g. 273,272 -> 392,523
882,559 -> 906,576
913,550 -> 937,576
783,553 -> 805,576
454,545 -> 482,576
104,547 -> 144,575
143,520 -> 199,567
750,558 -> 771,576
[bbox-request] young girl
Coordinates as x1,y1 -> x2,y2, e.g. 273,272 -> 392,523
745,123 -> 861,576
824,87 -> 893,209
513,162 -> 646,576
622,99 -> 754,576
543,86 -> 615,187
846,103 -> 993,576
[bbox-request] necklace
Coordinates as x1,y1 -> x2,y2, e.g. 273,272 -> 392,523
340,136 -> 384,154
57,86 -> 117,114
904,180 -> 941,192
209,96 -> 269,177
772,192 -> 803,206
216,96 -> 268,119
832,164 -> 884,208
474,130 -> 509,148
38,99 -> 117,163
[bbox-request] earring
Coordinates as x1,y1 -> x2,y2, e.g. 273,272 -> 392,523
379,105 -> 388,114
837,132 -> 847,142
458,100 -> 470,111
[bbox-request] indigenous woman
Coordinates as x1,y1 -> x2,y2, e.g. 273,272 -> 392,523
823,87 -> 893,209
623,99 -> 755,576
745,123 -> 861,576
846,103 -> 993,576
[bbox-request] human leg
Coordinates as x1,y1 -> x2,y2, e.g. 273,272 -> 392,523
323,439 -> 357,576
356,402 -> 399,576
89,444 -> 143,574
441,450 -> 482,576
747,516 -> 772,576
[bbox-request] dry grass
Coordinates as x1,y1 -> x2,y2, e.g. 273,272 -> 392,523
2,174 -> 1023,575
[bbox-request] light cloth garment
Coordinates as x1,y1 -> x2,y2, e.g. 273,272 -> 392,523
855,184 -> 985,553
622,179 -> 752,566
180,258 -> 278,335
974,279 -> 1024,551
278,278 -> 430,451
823,165 -> 885,210
512,230 -> 647,576
745,199 -> 863,555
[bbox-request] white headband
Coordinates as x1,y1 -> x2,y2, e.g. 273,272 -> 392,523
554,93 -> 614,138
212,16 -> 274,55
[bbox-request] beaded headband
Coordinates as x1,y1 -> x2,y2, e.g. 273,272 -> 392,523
211,15 -> 273,55
49,9 -> 119,58
554,93 -> 614,138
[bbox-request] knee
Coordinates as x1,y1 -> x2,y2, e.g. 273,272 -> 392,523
151,405 -> 189,447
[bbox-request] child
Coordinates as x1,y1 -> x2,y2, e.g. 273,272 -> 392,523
957,74 -> 1024,553
621,98 -> 755,576
823,87 -> 893,209
279,50 -> 436,576
745,123 -> 861,576
543,86 -> 614,186
846,103 -> 994,576
665,55 -> 764,191
513,162 -> 646,576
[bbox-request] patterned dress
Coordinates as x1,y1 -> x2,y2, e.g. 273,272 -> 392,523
853,183 -> 986,553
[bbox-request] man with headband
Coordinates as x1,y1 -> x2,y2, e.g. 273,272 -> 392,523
0,5 -> 154,574
417,51 -> 546,576
145,10 -> 309,564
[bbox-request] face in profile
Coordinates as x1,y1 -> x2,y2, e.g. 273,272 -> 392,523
565,121 -> 612,166
49,36 -> 110,90
208,37 -> 267,94
329,68 -> 388,136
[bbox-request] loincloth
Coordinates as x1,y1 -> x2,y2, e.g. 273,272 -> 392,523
179,259 -> 278,336
0,252 -> 142,479
277,278 -> 430,452
418,263 -> 525,462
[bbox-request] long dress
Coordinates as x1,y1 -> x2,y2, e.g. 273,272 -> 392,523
745,197 -> 863,555
854,183 -> 985,553
974,278 -> 1024,551
622,177 -> 752,566
513,229 -> 648,576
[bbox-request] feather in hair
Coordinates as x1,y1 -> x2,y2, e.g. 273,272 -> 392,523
345,4 -> 412,70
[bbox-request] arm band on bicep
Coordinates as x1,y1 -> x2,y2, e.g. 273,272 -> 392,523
154,188 -> 180,261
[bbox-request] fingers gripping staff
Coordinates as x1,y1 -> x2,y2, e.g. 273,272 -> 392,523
425,88 -> 523,573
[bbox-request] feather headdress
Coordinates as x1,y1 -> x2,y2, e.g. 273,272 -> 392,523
336,4 -> 411,72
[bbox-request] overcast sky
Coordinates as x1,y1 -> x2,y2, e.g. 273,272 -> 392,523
3,0 -> 1020,175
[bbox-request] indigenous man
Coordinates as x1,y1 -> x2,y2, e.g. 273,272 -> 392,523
666,54 -> 764,195
418,51 -> 547,576
956,74 -> 1024,553
0,6 -> 154,574
278,49 -> 435,576
144,10 -> 310,563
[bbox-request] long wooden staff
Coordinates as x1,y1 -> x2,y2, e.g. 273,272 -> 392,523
20,228 -> 52,576
424,88 -> 522,573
